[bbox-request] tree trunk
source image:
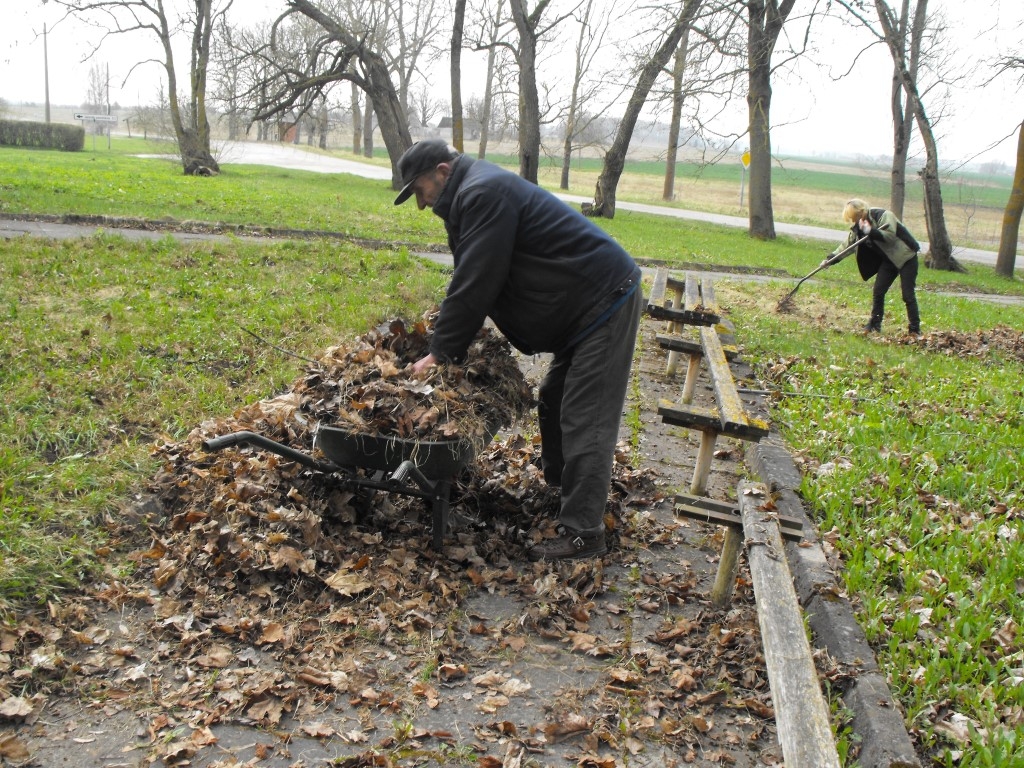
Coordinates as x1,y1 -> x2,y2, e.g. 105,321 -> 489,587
995,118 -> 1024,277
890,70 -> 911,218
891,0 -> 925,218
478,17 -> 500,159
451,0 -> 466,152
351,82 -> 363,154
746,0 -> 796,240
560,111 -> 576,190
363,94 -> 375,158
663,32 -> 690,202
510,0 -> 543,183
589,0 -> 702,218
160,0 -> 220,174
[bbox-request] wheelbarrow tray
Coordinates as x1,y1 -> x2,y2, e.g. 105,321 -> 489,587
315,425 -> 481,479
203,424 -> 495,550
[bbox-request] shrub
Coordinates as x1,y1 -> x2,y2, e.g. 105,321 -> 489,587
0,119 -> 84,151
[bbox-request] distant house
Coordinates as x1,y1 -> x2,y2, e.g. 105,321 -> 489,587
437,116 -> 482,141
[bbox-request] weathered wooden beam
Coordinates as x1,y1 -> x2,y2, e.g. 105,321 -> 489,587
656,332 -> 738,360
700,325 -> 748,433
658,400 -> 769,441
673,495 -> 803,540
646,266 -> 669,314
738,481 -> 841,768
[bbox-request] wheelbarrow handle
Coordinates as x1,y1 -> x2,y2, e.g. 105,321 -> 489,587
391,459 -> 435,494
202,431 -> 337,473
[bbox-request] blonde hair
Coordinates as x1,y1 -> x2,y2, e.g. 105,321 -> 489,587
843,198 -> 870,225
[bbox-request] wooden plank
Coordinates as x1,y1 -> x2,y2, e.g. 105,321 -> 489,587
656,332 -> 738,360
684,273 -> 701,311
739,481 -> 841,768
699,277 -> 721,315
646,267 -> 669,315
658,399 -> 769,440
646,304 -> 720,326
673,499 -> 803,541
700,325 -> 749,433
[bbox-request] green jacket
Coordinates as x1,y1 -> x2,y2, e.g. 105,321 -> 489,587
831,208 -> 918,280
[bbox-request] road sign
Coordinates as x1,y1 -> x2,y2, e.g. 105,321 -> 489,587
741,151 -> 751,168
73,113 -> 118,123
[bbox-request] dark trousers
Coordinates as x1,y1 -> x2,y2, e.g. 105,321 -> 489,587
870,255 -> 920,332
537,288 -> 643,532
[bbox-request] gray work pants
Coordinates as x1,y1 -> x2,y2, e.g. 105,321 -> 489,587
537,288 -> 643,532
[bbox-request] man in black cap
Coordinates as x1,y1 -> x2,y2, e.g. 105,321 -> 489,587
393,138 -> 642,561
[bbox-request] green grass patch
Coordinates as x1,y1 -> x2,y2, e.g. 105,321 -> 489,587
0,233 -> 446,606
723,281 -> 1024,767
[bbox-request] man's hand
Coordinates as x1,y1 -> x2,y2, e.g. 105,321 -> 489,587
411,353 -> 438,374
858,217 -> 872,236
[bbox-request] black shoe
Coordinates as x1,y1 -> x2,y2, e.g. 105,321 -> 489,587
527,526 -> 607,561
863,323 -> 881,333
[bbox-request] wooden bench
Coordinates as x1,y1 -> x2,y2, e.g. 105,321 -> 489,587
645,267 -> 769,496
673,492 -> 803,609
657,324 -> 769,495
647,268 -> 721,379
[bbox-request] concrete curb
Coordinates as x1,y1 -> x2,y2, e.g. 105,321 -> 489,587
746,436 -> 922,768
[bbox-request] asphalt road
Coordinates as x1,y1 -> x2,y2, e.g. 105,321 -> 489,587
0,139 -> 1004,268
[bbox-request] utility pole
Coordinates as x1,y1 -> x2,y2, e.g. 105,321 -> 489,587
43,0 -> 51,123
107,62 -> 111,148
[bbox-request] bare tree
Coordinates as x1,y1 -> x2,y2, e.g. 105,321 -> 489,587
410,85 -> 445,128
250,0 -> 412,187
587,0 -> 704,218
384,0 -> 446,115
992,56 -> 1024,278
52,0 -> 231,175
84,62 -> 107,113
508,0 -> 579,183
884,0 -> 920,218
557,0 -> 615,190
508,0 -> 545,182
451,0 -> 468,150
661,7 -> 744,201
745,0 -> 801,239
351,81 -> 364,153
836,0 -> 962,270
875,0 -> 961,270
466,0 -> 511,158
209,22 -> 248,140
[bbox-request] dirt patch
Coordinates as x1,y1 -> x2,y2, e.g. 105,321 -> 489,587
1,318 -> 787,768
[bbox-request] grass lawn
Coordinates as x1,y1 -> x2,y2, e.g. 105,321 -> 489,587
1,140 -> 1023,767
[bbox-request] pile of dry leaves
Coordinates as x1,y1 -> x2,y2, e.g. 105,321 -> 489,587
900,324 -> 1024,364
1,316 -> 786,767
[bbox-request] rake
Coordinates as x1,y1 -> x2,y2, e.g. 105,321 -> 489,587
775,235 -> 868,313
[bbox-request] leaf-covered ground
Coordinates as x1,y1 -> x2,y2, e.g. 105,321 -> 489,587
1,319 -> 795,767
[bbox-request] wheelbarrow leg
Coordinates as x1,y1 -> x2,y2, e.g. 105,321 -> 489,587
430,479 -> 452,551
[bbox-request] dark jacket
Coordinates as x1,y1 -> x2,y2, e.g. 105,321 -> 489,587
831,208 -> 918,281
428,155 -> 640,361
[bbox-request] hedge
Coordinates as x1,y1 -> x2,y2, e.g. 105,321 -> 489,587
0,119 -> 85,151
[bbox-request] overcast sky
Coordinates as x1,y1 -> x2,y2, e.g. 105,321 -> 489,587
2,1 -> 1021,169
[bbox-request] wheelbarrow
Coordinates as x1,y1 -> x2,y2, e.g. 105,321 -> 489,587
203,425 -> 493,550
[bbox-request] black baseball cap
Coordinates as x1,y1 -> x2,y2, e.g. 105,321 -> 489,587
394,139 -> 458,205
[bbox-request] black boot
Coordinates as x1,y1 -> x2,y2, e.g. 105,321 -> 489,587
906,301 -> 921,335
864,316 -> 882,333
